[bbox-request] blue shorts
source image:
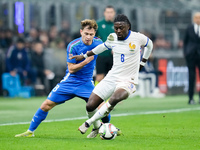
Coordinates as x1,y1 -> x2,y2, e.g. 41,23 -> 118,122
47,79 -> 94,104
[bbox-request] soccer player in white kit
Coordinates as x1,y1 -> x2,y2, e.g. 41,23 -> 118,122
71,14 -> 153,138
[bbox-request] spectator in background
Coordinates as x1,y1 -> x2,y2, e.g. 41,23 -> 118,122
39,33 -> 50,48
36,33 -> 55,93
61,20 -> 72,46
0,29 -> 7,50
27,28 -> 39,43
4,29 -> 13,49
183,12 -> 200,105
140,30 -> 156,46
30,41 -> 47,87
61,20 -> 70,36
14,29 -> 25,41
49,25 -> 58,49
5,38 -> 34,85
30,41 -> 56,94
59,30 -> 72,48
95,5 -> 115,85
51,38 -> 66,86
154,34 -> 171,50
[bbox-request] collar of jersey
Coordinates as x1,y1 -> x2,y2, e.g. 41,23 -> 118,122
124,30 -> 131,40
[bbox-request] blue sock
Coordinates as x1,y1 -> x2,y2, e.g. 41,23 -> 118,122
101,113 -> 111,123
28,108 -> 48,132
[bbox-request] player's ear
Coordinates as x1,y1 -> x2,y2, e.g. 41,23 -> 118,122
127,24 -> 130,30
80,29 -> 83,35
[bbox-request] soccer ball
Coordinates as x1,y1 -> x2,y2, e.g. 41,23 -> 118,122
99,123 -> 118,140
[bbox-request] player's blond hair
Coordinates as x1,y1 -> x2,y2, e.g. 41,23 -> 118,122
81,19 -> 98,31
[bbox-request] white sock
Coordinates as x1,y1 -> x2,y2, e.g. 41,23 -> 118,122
86,109 -> 101,129
86,102 -> 112,127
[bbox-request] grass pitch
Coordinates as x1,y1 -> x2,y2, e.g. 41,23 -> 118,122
0,95 -> 200,150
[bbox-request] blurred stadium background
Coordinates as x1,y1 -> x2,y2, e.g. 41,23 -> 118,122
0,0 -> 200,97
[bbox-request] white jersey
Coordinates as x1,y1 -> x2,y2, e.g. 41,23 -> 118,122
104,31 -> 148,84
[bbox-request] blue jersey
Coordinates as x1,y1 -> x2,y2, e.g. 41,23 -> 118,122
66,37 -> 103,82
47,36 -> 103,103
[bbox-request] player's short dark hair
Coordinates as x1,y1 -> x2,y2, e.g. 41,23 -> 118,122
104,5 -> 115,11
81,19 -> 98,31
114,14 -> 131,30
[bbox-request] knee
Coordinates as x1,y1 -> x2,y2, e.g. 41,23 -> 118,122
96,74 -> 104,82
109,93 -> 129,106
86,102 -> 96,112
40,99 -> 56,112
40,103 -> 50,112
86,93 -> 103,112
109,97 -> 120,106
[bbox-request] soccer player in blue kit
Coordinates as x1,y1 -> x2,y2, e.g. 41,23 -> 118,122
15,19 -> 111,138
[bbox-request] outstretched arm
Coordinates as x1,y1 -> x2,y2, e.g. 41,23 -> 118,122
68,56 -> 94,73
69,51 -> 95,61
70,43 -> 110,61
139,39 -> 153,71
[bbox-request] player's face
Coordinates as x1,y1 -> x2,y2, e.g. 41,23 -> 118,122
104,8 -> 115,22
80,26 -> 96,45
34,43 -> 43,54
114,22 -> 130,40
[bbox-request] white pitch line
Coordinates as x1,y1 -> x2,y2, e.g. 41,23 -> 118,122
0,107 -> 200,126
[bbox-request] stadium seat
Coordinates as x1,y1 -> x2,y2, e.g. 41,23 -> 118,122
2,73 -> 34,98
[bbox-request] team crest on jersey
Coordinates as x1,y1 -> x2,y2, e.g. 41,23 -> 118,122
129,42 -> 136,51
48,92 -> 52,98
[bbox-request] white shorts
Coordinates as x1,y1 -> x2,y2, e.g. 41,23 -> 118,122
93,78 -> 136,101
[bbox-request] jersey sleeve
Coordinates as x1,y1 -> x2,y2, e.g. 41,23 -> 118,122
138,32 -> 149,47
67,44 -> 77,64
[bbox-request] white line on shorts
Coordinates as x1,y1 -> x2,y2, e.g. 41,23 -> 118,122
0,107 -> 200,126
